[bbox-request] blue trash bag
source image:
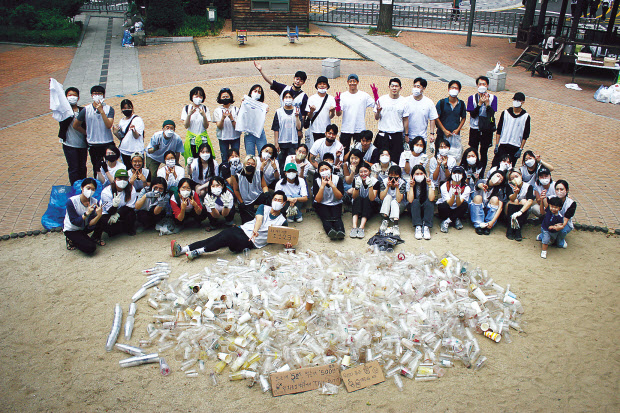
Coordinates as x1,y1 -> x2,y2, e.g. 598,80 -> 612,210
41,185 -> 75,230
122,29 -> 133,46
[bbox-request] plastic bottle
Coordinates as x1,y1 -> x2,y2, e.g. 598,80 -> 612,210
105,303 -> 122,352
124,303 -> 137,340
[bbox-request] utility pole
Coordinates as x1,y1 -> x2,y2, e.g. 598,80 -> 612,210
466,0 -> 477,46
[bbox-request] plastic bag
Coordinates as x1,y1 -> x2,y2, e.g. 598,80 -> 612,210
446,134 -> 464,163
609,84 -> 620,105
41,185 -> 75,229
594,85 -> 609,103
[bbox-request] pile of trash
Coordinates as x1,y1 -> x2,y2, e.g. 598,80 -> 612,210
107,249 -> 525,394
594,83 -> 620,104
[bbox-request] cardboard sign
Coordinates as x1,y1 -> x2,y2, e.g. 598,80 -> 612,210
270,363 -> 340,396
267,226 -> 299,246
340,361 -> 385,392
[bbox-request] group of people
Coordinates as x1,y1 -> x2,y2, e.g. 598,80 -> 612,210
56,65 -> 575,260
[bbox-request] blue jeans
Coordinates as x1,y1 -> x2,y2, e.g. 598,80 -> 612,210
540,225 -> 572,247
219,138 -> 240,163
469,202 -> 498,228
244,130 -> 268,156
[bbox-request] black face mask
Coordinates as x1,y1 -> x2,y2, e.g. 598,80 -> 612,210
122,109 -> 133,117
326,138 -> 335,144
245,165 -> 256,175
105,154 -> 119,163
220,98 -> 233,105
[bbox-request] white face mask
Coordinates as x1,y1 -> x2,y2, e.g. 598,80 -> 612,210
490,175 -> 501,185
286,172 -> 297,180
556,189 -> 566,198
200,153 -> 211,161
499,162 -> 510,171
296,153 -> 306,161
452,173 -> 462,182
271,201 -> 284,211
251,92 -> 261,101
192,97 -> 203,105
412,88 -> 422,97
92,95 -> 104,103
539,178 -> 550,185
67,96 -> 79,105
449,89 -> 459,97
478,86 -> 487,94
166,159 -> 176,168
230,157 -> 240,165
414,175 -> 425,183
380,155 -> 390,164
525,159 -> 535,167
164,129 -> 174,138
116,180 -> 128,189
180,189 -> 191,198
317,88 -> 327,94
82,188 -> 94,198
211,186 -> 222,196
513,100 -> 522,108
439,148 -> 449,156
320,170 -> 331,178
283,98 -> 293,106
413,145 -> 424,154
261,152 -> 270,161
467,157 -> 477,165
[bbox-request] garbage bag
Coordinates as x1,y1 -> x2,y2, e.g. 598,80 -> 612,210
594,85 -> 609,103
609,84 -> 620,105
41,185 -> 75,229
446,134 -> 464,163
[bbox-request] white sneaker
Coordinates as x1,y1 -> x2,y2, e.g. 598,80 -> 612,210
423,226 -> 431,240
560,241 -> 568,249
392,225 -> 400,237
540,250 -> 547,259
380,219 -> 389,232
357,228 -> 365,238
536,233 -> 542,241
440,218 -> 451,233
415,226 -> 423,240
296,216 -> 303,222
350,228 -> 358,238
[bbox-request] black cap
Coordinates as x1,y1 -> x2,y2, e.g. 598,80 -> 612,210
452,166 -> 466,176
538,166 -> 551,176
315,76 -> 330,89
348,74 -> 359,82
294,71 -> 307,82
513,92 -> 526,101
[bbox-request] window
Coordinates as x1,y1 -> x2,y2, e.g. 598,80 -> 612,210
251,0 -> 290,12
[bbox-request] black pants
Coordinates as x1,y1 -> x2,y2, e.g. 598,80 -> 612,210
375,131 -> 404,164
506,203 -> 528,228
340,132 -> 361,155
88,143 -> 113,178
174,207 -> 208,226
314,202 -> 344,234
64,228 -> 97,254
136,208 -> 165,228
63,145 -> 88,185
589,0 -> 600,17
438,202 -> 467,221
93,206 -> 136,239
492,143 -> 520,167
352,196 -> 376,219
188,226 -> 254,254
410,198 -> 435,228
207,205 -> 236,226
121,153 -> 133,168
239,193 -> 270,224
468,128 -> 493,172
278,143 -> 298,174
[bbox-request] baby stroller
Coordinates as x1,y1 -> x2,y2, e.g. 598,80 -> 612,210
531,36 -> 564,80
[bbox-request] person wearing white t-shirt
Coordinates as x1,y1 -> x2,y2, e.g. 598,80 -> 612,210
114,99 -> 145,166
213,87 -> 241,162
145,120 -> 184,179
98,145 -> 126,187
335,74 -> 376,154
429,139 -> 456,187
181,86 -> 212,163
304,76 -> 336,147
403,77 -> 438,146
309,124 -> 344,169
399,136 -> 428,181
374,78 -> 407,163
285,144 -> 311,179
56,85 -> 87,185
437,166 -> 471,233
157,150 -> 185,189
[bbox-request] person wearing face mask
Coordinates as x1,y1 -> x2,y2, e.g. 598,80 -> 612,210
537,180 -> 576,249
408,164 -> 436,240
54,84 -> 87,185
335,74 -> 376,155
171,191 -> 291,260
231,156 -> 270,223
128,152 -> 151,192
350,162 -> 378,238
437,166 -> 471,233
188,143 -> 219,196
146,120 -> 184,179
218,150 -> 243,182
275,163 -> 308,223
272,90 -> 302,173
467,76 -> 497,172
460,147 -> 483,193
520,150 -> 554,186
531,167 -> 555,218
374,78 -> 407,163
371,150 -> 397,182
158,150 -> 185,190
113,99 -> 145,166
349,130 -> 380,166
314,161 -> 345,240
470,170 -> 508,235
182,86 -> 212,161
429,139 -> 456,189
170,177 -> 207,227
377,165 -> 408,237
63,178 -> 103,253
435,80 -> 467,155
214,88 -> 241,162
343,149 -> 363,203
403,77 -> 438,146
258,144 -> 281,189
98,145 -> 127,187
504,169 -> 536,241
304,76 -> 336,147
309,124 -> 345,171
493,92 -> 530,167
399,136 -> 428,182
240,84 -> 269,157
74,85 -> 115,177
285,144 -> 311,179
203,176 -> 236,230
93,169 -> 137,243
255,61 -> 308,115
135,177 -> 169,230
486,153 -> 512,179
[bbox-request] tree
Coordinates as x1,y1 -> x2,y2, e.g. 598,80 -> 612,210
377,0 -> 393,33
146,0 -> 184,34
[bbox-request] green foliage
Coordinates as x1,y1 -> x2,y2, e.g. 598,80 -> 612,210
2,0 -> 86,19
0,25 -> 81,45
175,16 -> 224,37
9,4 -> 39,29
145,0 -> 184,34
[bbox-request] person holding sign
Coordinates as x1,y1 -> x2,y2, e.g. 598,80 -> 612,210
171,190 -> 291,260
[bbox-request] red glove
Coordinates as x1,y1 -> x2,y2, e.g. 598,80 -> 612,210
370,83 -> 379,102
334,92 -> 341,112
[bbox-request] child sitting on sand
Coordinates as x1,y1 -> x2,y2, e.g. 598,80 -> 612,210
539,196 -> 564,259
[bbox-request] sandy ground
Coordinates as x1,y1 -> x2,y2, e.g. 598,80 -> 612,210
196,35 -> 362,61
0,215 -> 618,412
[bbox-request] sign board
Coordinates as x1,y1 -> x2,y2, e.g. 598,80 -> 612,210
340,361 -> 385,392
267,226 -> 299,246
270,363 -> 340,396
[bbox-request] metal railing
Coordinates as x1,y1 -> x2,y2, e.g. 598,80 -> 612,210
81,1 -> 129,13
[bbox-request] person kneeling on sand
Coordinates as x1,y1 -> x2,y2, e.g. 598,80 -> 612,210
171,190 -> 291,260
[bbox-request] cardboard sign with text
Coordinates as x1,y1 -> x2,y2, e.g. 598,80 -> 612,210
270,363 -> 340,396
340,361 -> 385,392
267,226 -> 299,246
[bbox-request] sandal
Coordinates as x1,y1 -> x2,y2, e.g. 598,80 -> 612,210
66,238 -> 76,251
93,238 -> 106,246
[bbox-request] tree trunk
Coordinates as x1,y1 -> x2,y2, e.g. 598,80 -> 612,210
521,0 -> 538,30
377,1 -> 394,33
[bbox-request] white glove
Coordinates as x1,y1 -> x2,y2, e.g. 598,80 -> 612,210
511,211 -> 522,220
205,194 -> 217,209
108,213 -> 120,224
354,176 -> 363,190
402,150 -> 412,160
186,157 -> 193,166
157,194 -> 169,208
366,176 -> 378,187
145,190 -> 159,199
371,163 -> 380,174
221,191 -> 234,209
420,154 -> 429,165
287,205 -> 299,217
112,192 -> 123,208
